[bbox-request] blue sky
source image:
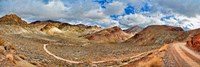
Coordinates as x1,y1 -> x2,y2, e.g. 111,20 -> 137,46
0,0 -> 200,30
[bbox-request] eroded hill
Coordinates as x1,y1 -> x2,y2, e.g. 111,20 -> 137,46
84,26 -> 132,43
125,25 -> 184,46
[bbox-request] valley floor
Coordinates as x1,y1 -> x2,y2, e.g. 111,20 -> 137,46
0,33 -> 161,66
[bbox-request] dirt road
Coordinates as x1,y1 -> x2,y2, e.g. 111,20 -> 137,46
43,44 -> 83,64
43,44 -> 155,65
164,43 -> 200,67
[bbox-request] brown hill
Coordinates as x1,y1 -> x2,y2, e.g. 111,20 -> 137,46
29,20 -> 62,29
186,33 -> 200,52
125,25 -> 184,46
176,28 -> 200,41
40,23 -> 62,34
30,20 -> 62,26
58,23 -> 101,33
33,20 -> 101,35
0,14 -> 27,25
0,14 -> 29,34
84,26 -> 132,43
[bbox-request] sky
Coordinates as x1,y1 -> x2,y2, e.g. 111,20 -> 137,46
0,0 -> 200,30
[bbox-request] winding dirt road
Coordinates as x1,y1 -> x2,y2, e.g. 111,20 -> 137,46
43,44 -> 155,65
165,43 -> 200,67
43,44 -> 83,64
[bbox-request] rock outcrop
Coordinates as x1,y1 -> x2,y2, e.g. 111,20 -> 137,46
40,24 -> 62,34
186,33 -> 200,52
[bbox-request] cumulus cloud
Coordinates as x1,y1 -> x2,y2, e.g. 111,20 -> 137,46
84,9 -> 106,19
156,0 -> 200,17
118,13 -> 165,27
0,0 -> 200,30
0,0 -> 68,20
104,1 -> 125,15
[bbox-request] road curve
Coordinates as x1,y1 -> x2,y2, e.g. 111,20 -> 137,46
165,42 -> 200,67
43,44 -> 83,64
43,44 -> 155,65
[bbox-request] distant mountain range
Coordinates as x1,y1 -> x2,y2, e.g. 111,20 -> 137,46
0,14 -> 200,44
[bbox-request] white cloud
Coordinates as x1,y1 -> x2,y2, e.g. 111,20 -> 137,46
118,13 -> 165,27
0,0 -> 68,20
156,0 -> 200,17
104,1 -> 125,15
0,0 -> 200,30
84,9 -> 107,19
176,15 -> 200,29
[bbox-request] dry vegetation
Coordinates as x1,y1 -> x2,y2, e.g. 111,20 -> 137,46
0,37 -> 37,67
124,44 -> 169,67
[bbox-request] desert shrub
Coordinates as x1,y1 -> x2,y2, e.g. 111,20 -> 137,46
0,37 -> 5,46
6,53 -> 15,63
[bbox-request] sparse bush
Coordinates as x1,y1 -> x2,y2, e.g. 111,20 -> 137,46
0,38 -> 5,46
5,43 -> 16,51
6,53 -> 16,64
147,57 -> 162,67
0,46 -> 5,54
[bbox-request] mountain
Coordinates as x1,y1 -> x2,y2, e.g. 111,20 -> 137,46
58,23 -> 101,33
40,23 -> 62,34
0,14 -> 27,25
30,20 -> 62,26
125,25 -> 184,46
84,26 -> 132,43
0,14 -> 29,34
30,20 -> 63,30
31,20 -> 101,35
186,33 -> 200,52
176,28 -> 200,41
124,25 -> 143,35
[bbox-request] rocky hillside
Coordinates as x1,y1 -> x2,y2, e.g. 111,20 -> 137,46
30,20 -> 101,34
84,26 -> 132,43
58,23 -> 101,33
124,25 -> 143,35
29,20 -> 62,30
186,33 -> 200,52
176,28 -> 200,41
0,14 -> 27,25
125,25 -> 184,46
40,23 -> 62,34
0,14 -> 29,34
0,37 -> 36,67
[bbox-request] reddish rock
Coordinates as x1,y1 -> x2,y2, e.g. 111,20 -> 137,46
187,33 -> 200,52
